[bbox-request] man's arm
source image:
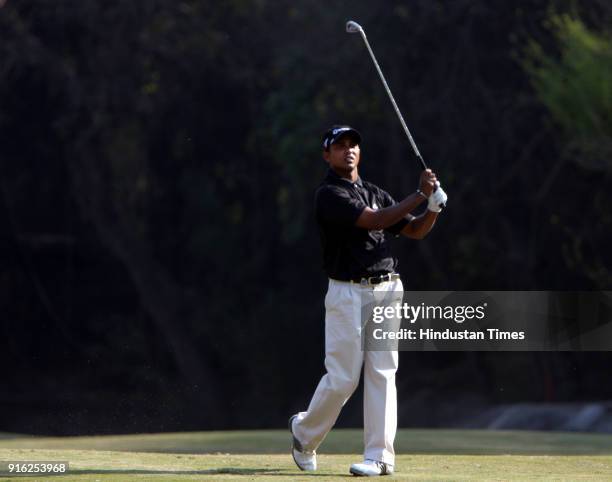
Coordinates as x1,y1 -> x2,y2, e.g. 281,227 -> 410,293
356,193 -> 425,230
402,182 -> 448,239
356,169 -> 437,230
401,210 -> 438,239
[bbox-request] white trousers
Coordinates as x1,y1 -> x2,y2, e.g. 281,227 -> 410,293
292,277 -> 402,465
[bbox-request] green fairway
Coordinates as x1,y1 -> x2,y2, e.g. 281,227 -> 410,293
0,429 -> 610,480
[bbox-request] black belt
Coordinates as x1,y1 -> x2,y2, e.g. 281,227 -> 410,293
351,272 -> 400,286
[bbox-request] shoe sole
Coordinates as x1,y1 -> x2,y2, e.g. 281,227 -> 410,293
289,415 -> 307,471
292,450 -> 307,471
349,467 -> 369,476
349,464 -> 392,476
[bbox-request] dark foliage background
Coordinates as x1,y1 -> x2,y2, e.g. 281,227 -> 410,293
0,0 -> 611,435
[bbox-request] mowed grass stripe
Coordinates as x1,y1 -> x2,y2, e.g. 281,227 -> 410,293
0,429 -> 610,455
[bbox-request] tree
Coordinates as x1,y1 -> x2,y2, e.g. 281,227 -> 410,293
523,13 -> 612,170
522,12 -> 612,288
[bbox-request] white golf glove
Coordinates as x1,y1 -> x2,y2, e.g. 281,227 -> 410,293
428,182 -> 447,212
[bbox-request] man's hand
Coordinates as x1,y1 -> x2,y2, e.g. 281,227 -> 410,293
427,183 -> 448,212
419,169 -> 437,197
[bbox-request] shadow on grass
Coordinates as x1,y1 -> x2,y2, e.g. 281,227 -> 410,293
66,468 -> 341,477
67,468 -> 280,476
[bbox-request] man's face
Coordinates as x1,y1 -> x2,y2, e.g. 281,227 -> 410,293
323,135 -> 361,174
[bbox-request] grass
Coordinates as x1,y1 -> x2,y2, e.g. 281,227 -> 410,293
0,429 -> 610,480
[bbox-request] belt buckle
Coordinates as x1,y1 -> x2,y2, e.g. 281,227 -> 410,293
368,275 -> 382,285
375,273 -> 392,285
361,273 -> 392,286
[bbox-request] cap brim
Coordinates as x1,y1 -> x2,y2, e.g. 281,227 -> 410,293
331,128 -> 361,145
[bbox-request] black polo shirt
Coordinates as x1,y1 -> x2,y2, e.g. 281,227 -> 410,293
315,169 -> 413,281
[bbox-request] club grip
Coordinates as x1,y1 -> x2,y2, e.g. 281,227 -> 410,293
417,155 -> 428,171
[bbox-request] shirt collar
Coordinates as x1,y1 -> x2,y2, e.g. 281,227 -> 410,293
325,168 -> 364,187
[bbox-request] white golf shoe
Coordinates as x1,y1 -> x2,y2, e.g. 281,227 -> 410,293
289,415 -> 317,471
349,459 -> 394,476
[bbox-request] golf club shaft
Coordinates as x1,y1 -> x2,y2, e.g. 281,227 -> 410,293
356,29 -> 428,171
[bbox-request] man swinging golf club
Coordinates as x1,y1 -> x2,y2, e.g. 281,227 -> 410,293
289,125 -> 447,476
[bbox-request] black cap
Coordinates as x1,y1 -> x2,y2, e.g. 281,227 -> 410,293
321,125 -> 361,150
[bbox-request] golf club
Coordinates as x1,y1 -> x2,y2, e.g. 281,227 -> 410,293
346,21 -> 438,187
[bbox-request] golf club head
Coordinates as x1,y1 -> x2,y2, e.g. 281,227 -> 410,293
346,20 -> 363,33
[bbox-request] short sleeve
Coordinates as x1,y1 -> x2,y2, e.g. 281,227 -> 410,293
378,189 -> 398,208
316,186 -> 366,227
378,188 -> 414,236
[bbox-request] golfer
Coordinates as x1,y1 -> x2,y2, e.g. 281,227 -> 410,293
289,125 -> 447,477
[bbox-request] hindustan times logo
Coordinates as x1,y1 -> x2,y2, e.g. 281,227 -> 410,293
371,302 -> 487,324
